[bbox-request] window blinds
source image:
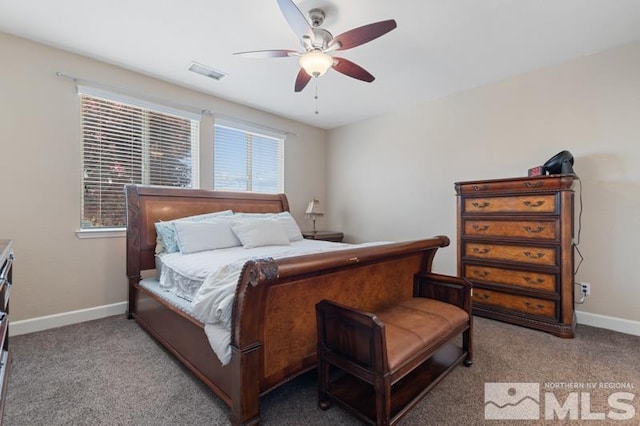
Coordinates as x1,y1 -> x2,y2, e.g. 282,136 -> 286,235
81,92 -> 199,228
214,122 -> 284,194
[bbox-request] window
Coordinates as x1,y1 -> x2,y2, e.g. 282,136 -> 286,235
214,121 -> 284,193
80,87 -> 199,229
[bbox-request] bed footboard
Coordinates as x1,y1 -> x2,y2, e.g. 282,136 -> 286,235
228,236 -> 450,425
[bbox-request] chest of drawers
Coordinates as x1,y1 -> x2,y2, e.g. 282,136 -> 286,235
455,175 -> 576,337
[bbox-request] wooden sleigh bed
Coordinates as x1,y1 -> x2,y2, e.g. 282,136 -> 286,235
125,185 -> 460,425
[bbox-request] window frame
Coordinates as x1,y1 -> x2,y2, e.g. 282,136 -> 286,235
213,118 -> 285,194
77,86 -> 201,235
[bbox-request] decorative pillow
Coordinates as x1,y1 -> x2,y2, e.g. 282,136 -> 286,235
231,218 -> 290,249
155,210 -> 233,254
232,212 -> 303,242
275,212 -> 304,242
174,219 -> 241,254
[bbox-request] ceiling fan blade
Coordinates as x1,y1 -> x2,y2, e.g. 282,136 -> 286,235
330,19 -> 397,51
294,68 -> 312,92
332,57 -> 375,82
233,49 -> 298,58
277,0 -> 314,42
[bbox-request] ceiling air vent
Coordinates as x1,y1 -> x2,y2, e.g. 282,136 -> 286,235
188,62 -> 227,81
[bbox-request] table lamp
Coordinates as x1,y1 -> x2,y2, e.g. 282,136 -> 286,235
305,198 -> 324,233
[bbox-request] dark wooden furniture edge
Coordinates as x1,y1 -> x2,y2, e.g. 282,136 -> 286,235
0,240 -> 13,425
473,304 -> 576,338
454,174 -> 576,195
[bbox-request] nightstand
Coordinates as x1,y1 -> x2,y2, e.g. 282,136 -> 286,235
302,231 -> 344,243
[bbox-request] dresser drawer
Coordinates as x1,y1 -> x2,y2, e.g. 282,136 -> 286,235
464,264 -> 556,292
463,219 -> 558,240
456,176 -> 573,194
464,242 -> 556,266
473,288 -> 557,319
463,195 -> 556,214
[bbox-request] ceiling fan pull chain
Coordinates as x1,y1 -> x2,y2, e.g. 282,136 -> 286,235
314,79 -> 320,115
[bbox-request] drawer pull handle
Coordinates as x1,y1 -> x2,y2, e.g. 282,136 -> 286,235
523,276 -> 544,284
472,270 -> 490,278
472,185 -> 489,191
472,247 -> 491,255
523,251 -> 545,259
523,200 -> 545,207
472,201 -> 490,208
475,293 -> 491,300
472,224 -> 490,231
523,181 -> 543,188
523,226 -> 545,233
523,301 -> 545,310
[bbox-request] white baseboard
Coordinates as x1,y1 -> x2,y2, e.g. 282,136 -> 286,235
576,310 -> 640,337
9,301 -> 127,337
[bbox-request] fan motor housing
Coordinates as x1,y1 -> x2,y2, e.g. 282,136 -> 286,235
311,28 -> 333,49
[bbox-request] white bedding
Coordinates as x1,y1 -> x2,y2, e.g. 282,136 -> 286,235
157,239 -> 383,365
158,239 -> 346,302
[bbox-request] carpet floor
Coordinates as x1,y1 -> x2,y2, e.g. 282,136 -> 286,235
4,315 -> 639,425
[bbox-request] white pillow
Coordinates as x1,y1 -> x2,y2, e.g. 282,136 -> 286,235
275,212 -> 304,242
233,212 -> 303,242
155,210 -> 233,254
233,212 -> 276,218
174,219 -> 241,254
231,218 -> 290,249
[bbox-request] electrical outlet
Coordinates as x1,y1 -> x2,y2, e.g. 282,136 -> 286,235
579,282 -> 591,296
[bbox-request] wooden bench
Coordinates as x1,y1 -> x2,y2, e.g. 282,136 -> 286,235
316,273 -> 473,425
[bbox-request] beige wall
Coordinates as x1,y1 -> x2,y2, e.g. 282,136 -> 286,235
327,42 -> 640,323
0,33 -> 326,321
2,30 -> 638,327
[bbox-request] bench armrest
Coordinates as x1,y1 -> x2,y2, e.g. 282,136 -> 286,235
316,300 -> 387,376
413,273 -> 473,314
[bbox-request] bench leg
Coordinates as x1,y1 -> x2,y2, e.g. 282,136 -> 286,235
318,350 -> 331,410
463,327 -> 473,367
374,374 -> 392,426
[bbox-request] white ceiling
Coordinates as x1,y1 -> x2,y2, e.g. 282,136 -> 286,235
2,0 -> 640,129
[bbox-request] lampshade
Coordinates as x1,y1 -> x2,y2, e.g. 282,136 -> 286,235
305,198 -> 324,216
305,198 -> 323,232
298,50 -> 333,78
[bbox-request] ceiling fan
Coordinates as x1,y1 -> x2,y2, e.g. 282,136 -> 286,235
233,0 -> 397,92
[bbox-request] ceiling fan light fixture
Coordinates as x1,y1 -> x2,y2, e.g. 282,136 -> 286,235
298,50 -> 333,77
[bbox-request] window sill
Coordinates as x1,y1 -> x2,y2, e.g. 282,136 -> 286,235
75,228 -> 126,239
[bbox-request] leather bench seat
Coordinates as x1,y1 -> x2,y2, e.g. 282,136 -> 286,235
377,298 -> 469,370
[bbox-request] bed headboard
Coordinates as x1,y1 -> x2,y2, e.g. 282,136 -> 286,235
125,185 -> 290,278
